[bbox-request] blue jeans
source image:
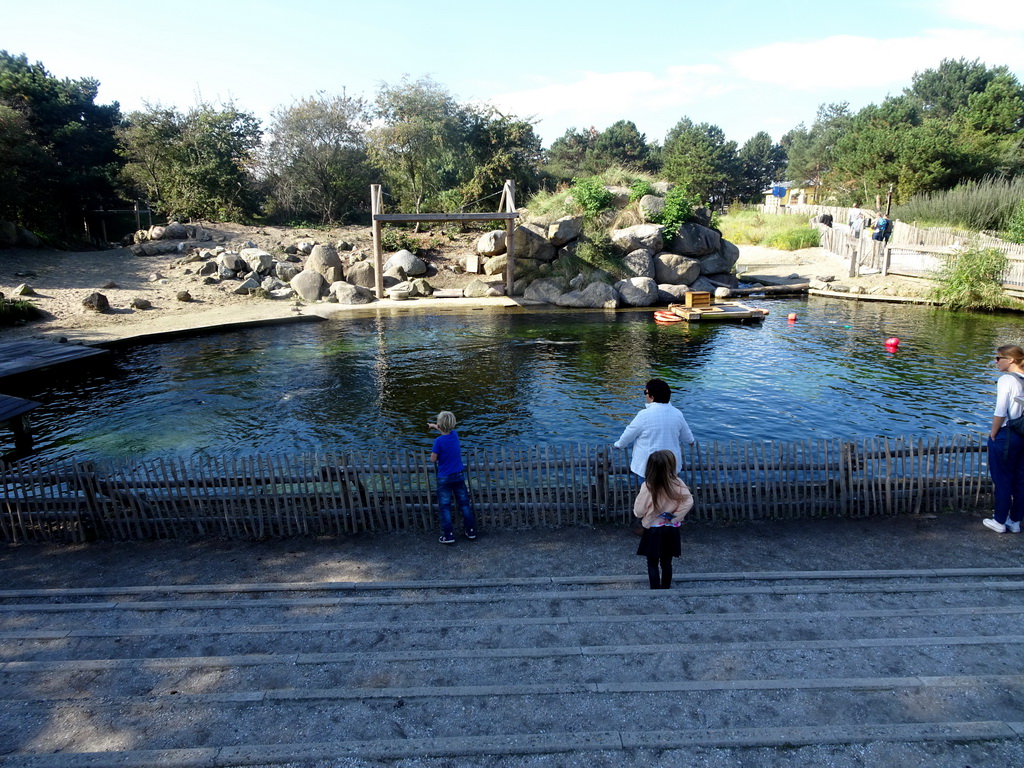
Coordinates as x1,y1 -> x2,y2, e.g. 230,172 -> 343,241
987,429 -> 1024,524
436,471 -> 477,537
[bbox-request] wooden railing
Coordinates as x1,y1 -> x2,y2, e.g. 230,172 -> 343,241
0,434 -> 991,542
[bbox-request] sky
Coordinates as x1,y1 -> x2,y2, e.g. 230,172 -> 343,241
3,0 -> 1024,149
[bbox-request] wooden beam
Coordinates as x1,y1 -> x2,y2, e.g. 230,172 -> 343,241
372,212 -> 519,223
370,185 -> 384,299
503,180 -> 516,297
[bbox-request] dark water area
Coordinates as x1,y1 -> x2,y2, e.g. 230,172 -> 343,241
6,298 -> 1022,462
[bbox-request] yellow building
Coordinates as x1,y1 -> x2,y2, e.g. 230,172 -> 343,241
763,183 -> 819,208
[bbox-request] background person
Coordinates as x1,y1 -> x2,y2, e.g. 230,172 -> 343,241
984,346 -> 1024,534
614,378 -> 695,480
429,411 -> 478,544
633,450 -> 694,589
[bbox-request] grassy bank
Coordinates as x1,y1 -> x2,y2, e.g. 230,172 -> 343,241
718,210 -> 821,250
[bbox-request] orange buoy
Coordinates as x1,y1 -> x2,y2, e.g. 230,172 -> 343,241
787,312 -> 797,322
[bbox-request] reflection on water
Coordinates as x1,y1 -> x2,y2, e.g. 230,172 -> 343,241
5,299 -> 1017,461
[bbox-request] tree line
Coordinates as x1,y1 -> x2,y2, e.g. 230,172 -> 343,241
1,50 -> 1022,243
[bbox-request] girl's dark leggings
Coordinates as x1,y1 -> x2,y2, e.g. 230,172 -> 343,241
646,555 -> 673,589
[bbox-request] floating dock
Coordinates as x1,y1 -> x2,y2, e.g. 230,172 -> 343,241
660,291 -> 768,323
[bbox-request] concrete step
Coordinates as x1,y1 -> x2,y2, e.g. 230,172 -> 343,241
0,568 -> 1021,766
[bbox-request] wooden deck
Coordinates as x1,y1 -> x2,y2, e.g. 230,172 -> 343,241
0,339 -> 110,381
0,393 -> 41,422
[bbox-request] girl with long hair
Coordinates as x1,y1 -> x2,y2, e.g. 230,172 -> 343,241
633,450 -> 694,589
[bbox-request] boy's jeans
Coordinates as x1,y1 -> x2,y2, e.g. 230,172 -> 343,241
988,429 -> 1024,524
436,471 -> 477,537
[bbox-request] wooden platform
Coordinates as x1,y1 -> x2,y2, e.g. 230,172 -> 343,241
0,339 -> 110,381
666,301 -> 768,322
0,393 -> 41,423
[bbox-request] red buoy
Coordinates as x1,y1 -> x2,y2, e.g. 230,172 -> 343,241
885,337 -> 900,348
787,312 -> 797,322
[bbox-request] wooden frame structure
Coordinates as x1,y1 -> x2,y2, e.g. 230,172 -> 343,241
370,180 -> 520,297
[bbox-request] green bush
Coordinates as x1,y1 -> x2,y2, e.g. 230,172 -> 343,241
628,180 -> 653,203
570,177 -> 614,217
0,296 -> 42,326
379,226 -> 419,252
1004,199 -> 1024,244
651,185 -> 700,237
930,245 -> 1010,311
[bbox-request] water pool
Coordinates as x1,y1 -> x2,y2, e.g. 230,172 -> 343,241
7,297 -> 1019,462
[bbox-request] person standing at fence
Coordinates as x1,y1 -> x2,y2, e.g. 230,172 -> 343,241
614,378 -> 695,480
428,411 -> 478,544
633,450 -> 694,589
872,213 -> 893,243
984,346 -> 1024,534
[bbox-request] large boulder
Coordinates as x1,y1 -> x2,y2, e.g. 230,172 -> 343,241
346,260 -> 375,289
307,244 -> 345,283
611,224 -> 663,254
163,221 -> 188,240
513,225 -> 556,263
523,277 -> 567,304
483,255 -> 538,278
330,281 -> 376,305
705,272 -> 740,288
217,252 -> 245,272
651,181 -> 674,195
657,283 -> 691,303
0,220 -> 17,247
603,186 -> 631,208
698,251 -> 732,275
614,277 -> 659,307
275,262 -> 302,283
556,281 -> 619,309
290,269 -> 327,301
689,276 -> 719,293
654,253 -> 701,285
638,195 -> 665,223
670,223 -> 721,256
16,228 -> 41,248
547,216 -> 583,247
623,248 -> 655,279
476,230 -> 506,256
82,292 -> 109,312
463,278 -> 504,298
384,249 -> 427,276
720,240 -> 741,270
239,247 -> 273,275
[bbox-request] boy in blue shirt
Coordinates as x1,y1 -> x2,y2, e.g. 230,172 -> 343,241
428,411 -> 478,544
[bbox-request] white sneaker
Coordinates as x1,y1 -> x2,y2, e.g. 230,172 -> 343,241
1006,520 -> 1021,534
983,518 -> 1007,534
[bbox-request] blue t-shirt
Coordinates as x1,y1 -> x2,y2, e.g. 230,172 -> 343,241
432,430 -> 465,476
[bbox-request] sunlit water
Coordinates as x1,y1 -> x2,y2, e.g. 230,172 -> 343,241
6,298 -> 1020,462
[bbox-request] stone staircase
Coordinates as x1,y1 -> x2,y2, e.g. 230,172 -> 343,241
1,568 -> 1023,766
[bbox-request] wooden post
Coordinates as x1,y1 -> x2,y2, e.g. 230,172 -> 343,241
503,180 -> 516,296
370,185 -> 384,299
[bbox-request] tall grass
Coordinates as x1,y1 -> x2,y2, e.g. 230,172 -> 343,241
894,176 -> 1024,232
929,246 -> 1011,311
718,210 -> 823,251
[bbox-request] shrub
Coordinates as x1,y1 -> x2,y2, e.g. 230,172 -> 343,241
930,245 -> 1011,311
379,226 -> 419,252
570,177 -> 614,217
0,296 -> 42,326
895,176 -> 1024,231
766,228 -> 822,250
628,180 -> 653,203
651,185 -> 701,237
1005,199 -> 1024,244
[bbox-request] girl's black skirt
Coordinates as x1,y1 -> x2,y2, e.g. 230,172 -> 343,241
636,526 -> 681,559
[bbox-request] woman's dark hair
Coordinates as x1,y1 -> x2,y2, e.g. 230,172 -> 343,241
645,378 -> 671,403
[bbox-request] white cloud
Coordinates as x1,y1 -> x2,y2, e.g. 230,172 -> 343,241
488,65 -> 731,138
937,0 -> 1024,30
730,28 -> 1024,91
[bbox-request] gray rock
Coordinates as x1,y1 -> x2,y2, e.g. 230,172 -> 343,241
476,230 -> 506,256
614,277 -> 659,307
720,239 -> 741,270
654,253 -> 701,285
198,261 -> 218,276
512,225 -> 555,262
698,251 -> 732,275
638,195 -> 665,222
411,278 -> 433,296
217,252 -> 245,272
139,241 -> 180,256
670,223 -> 721,256
463,278 -> 499,298
337,241 -> 353,251
239,248 -> 273,274
484,255 -> 538,278
691,207 -> 713,228
12,283 -> 35,296
604,185 -> 631,208
176,290 -> 192,302
163,221 -> 188,239
270,288 -> 295,300
623,248 -> 655,278
523,277 -> 568,304
346,260 -> 375,289
689,276 -> 718,293
384,265 -> 408,281
148,225 -> 166,241
82,292 -> 109,312
651,181 -> 674,195
0,220 -> 17,247
16,228 -> 41,248
556,281 -> 619,309
307,244 -> 345,283
233,278 -> 261,295
569,272 -> 588,291
384,249 -> 427,276
275,263 -> 301,283
261,277 -> 286,291
330,282 -> 376,305
130,297 -> 151,309
547,216 -> 583,247
611,224 -> 663,254
218,266 -> 237,280
706,272 -> 739,288
657,283 -> 691,303
291,269 -> 327,301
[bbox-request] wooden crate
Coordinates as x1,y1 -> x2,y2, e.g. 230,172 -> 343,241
684,291 -> 712,308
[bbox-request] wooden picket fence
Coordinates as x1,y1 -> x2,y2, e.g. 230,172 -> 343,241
0,434 -> 992,543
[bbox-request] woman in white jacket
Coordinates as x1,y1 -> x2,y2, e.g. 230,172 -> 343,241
633,450 -> 694,589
